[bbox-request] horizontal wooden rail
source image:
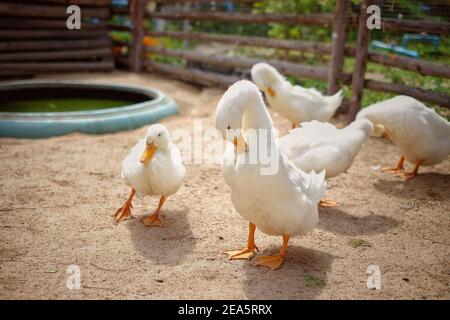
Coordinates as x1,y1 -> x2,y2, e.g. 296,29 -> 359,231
0,3 -> 110,19
367,52 -> 450,79
109,24 -> 131,31
34,0 -> 111,6
0,30 -> 109,40
0,38 -> 112,52
149,31 -> 449,79
148,12 -> 334,27
149,31 -> 332,54
146,61 -> 240,88
115,56 -> 130,68
0,48 -> 112,62
0,18 -> 107,30
149,12 -> 449,36
111,40 -> 130,46
0,61 -> 114,72
111,6 -> 129,15
146,48 -> 448,108
365,80 -> 450,109
146,47 -> 350,82
380,18 -> 450,36
340,46 -> 450,79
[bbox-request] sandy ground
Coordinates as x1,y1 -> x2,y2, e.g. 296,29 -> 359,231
0,71 -> 449,300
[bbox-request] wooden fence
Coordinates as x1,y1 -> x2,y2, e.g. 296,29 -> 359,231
0,0 -> 448,121
0,0 -> 114,78
120,0 -> 450,121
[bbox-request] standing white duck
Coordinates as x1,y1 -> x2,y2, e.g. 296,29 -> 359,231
215,80 -> 326,270
251,62 -> 343,128
114,124 -> 186,226
279,119 -> 373,207
356,95 -> 450,180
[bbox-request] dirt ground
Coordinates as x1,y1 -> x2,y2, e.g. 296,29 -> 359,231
0,71 -> 449,300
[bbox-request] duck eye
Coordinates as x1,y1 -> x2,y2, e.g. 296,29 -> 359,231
227,126 -> 231,130
158,133 -> 161,137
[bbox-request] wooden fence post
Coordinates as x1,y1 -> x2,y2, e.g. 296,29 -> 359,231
327,0 -> 348,95
348,0 -> 373,122
130,0 -> 146,72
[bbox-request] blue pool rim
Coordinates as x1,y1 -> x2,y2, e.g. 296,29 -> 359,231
0,80 -> 179,138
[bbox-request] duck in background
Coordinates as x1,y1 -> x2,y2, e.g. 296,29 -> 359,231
251,62 -> 343,129
114,124 -> 186,226
279,119 -> 373,207
215,80 -> 326,270
356,95 -> 450,180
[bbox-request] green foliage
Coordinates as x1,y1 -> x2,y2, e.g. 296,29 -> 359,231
191,21 -> 268,37
148,38 -> 184,66
253,0 -> 335,43
109,31 -> 131,43
254,0 -> 336,14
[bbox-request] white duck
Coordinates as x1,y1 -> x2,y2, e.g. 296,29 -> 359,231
251,62 -> 343,128
356,95 -> 450,180
279,119 -> 373,207
114,124 -> 186,226
215,80 -> 326,270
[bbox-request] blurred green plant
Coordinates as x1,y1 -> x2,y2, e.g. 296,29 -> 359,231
253,0 -> 335,43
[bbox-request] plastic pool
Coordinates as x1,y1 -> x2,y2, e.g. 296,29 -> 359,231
0,80 -> 179,138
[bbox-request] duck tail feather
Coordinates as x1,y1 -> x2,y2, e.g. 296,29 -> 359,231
307,169 -> 327,205
325,90 -> 343,114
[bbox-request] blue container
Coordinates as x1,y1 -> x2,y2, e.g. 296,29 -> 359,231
0,80 -> 179,138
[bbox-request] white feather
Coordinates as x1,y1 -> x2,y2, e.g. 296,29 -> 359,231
279,119 -> 373,178
251,62 -> 343,125
216,80 -> 327,237
356,95 -> 450,166
121,125 -> 186,198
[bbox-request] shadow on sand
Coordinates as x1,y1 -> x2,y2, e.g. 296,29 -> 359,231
242,246 -> 334,299
318,207 -> 400,236
127,208 -> 196,266
373,173 -> 450,200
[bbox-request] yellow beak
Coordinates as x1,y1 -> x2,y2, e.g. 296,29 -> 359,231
140,142 -> 157,164
233,135 -> 247,153
267,87 -> 276,97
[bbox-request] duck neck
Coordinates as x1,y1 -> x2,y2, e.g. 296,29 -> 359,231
242,96 -> 272,130
241,96 -> 276,148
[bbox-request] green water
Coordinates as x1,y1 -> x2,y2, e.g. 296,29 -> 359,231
0,98 -> 134,113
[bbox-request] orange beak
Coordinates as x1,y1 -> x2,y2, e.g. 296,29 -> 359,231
267,87 -> 276,97
233,135 -> 247,153
140,142 -> 157,164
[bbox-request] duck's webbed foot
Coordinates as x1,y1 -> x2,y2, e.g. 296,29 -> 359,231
114,189 -> 135,223
224,247 -> 258,260
140,212 -> 162,227
381,156 -> 405,176
224,222 -> 258,260
256,255 -> 285,270
400,159 -> 422,180
319,199 -> 340,208
256,234 -> 290,271
140,196 -> 166,227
